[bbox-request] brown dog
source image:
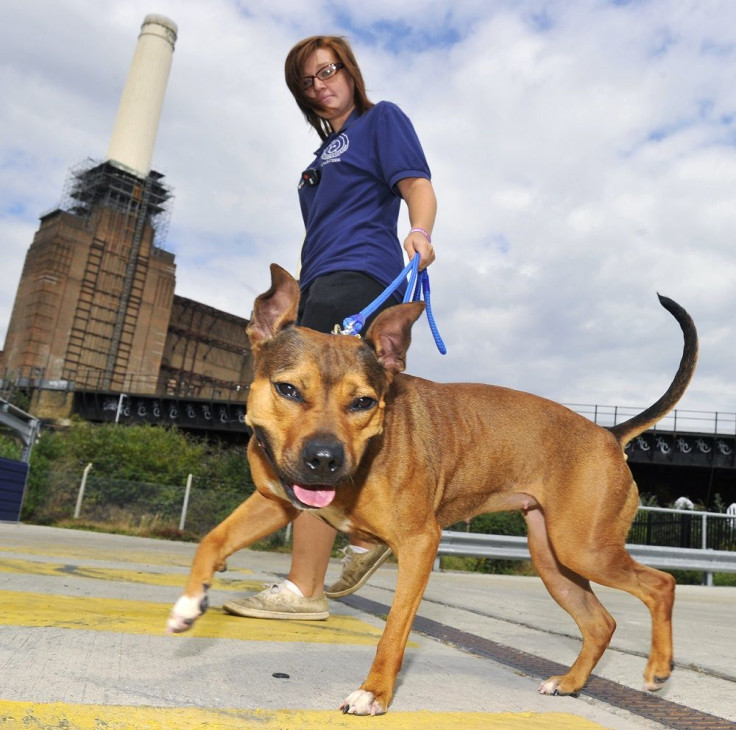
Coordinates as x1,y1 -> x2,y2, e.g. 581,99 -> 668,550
168,263 -> 698,716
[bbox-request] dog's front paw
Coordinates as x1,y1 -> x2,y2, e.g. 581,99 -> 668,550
340,689 -> 387,716
538,675 -> 579,697
538,677 -> 561,695
166,593 -> 208,634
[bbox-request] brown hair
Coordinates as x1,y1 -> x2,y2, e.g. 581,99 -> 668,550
285,36 -> 374,140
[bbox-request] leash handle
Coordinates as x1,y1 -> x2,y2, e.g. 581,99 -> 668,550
341,257 -> 446,355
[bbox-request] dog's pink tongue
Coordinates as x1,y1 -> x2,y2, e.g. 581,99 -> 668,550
293,484 -> 336,508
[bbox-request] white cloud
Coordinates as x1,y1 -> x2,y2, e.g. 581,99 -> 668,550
1,0 -> 735,416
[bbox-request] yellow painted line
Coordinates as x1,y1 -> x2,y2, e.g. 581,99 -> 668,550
0,542 -> 205,569
0,702 -> 607,729
0,557 -> 259,591
0,591 -> 393,645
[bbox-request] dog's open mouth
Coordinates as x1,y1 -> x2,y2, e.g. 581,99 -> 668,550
290,483 -> 336,508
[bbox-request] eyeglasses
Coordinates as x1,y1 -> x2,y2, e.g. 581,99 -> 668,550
302,63 -> 344,90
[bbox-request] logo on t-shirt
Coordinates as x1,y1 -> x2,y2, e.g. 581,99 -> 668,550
321,133 -> 349,162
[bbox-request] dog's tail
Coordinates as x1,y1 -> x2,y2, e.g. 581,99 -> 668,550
608,294 -> 698,448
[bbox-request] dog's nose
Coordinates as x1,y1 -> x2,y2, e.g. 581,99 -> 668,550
302,438 -> 344,479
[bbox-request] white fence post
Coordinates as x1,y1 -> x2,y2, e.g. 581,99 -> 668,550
179,474 -> 193,531
702,512 -> 708,551
115,393 -> 127,423
702,512 -> 713,586
74,463 -> 93,519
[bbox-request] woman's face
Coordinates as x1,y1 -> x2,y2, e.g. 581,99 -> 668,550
302,47 -> 355,132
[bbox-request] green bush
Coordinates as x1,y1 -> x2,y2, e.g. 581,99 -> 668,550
22,428 -> 65,520
446,511 -> 527,537
665,570 -> 736,586
22,421 -> 255,526
0,434 -> 22,460
470,511 -> 527,536
51,420 -> 206,482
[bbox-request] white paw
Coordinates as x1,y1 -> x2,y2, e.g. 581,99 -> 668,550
340,689 -> 386,716
166,594 -> 207,634
538,678 -> 561,695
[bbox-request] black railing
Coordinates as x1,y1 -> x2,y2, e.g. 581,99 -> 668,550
628,506 -> 736,551
567,403 -> 736,436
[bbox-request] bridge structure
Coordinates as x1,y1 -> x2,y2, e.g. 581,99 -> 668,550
72,388 -> 248,435
570,404 -> 736,506
568,405 -> 735,465
625,429 -> 736,470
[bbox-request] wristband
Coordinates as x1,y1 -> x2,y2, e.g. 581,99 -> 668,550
409,227 -> 432,244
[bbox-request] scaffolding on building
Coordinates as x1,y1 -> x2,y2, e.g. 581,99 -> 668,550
59,158 -> 174,250
54,158 -> 176,391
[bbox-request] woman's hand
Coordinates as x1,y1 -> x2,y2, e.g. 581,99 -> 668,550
403,229 -> 435,270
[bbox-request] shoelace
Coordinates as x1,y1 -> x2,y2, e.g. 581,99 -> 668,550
338,545 -> 354,565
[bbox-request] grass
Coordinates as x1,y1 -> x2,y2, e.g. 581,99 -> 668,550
53,517 -> 200,543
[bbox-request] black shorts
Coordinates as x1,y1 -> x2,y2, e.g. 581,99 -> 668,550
298,271 -> 398,335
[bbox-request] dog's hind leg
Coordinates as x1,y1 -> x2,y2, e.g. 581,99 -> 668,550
541,483 -> 675,693
524,505 -> 617,696
606,559 -> 675,691
559,542 -> 675,692
167,492 -> 298,633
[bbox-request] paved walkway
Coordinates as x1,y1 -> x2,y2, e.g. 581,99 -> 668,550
0,523 -> 734,729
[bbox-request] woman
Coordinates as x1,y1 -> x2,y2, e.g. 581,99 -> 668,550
223,35 -> 436,620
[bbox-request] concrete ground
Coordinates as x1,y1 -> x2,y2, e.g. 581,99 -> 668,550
0,522 -> 734,729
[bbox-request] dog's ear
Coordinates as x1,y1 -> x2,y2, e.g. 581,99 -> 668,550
365,301 -> 425,374
246,264 -> 300,349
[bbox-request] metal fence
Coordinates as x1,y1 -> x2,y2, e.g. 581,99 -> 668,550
437,531 -> 736,585
34,468 -> 250,538
45,472 -> 736,585
71,476 -> 249,536
628,506 -> 736,551
437,507 -> 736,586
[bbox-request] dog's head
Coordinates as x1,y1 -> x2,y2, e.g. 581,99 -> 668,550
245,264 -> 425,511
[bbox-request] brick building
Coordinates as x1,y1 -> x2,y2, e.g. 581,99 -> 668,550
0,160 -> 252,420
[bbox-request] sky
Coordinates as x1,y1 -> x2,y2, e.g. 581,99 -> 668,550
1,0 -> 735,428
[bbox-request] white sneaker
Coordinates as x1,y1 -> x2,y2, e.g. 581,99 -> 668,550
223,582 -> 329,620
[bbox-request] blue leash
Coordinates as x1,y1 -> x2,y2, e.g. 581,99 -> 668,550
340,257 -> 447,354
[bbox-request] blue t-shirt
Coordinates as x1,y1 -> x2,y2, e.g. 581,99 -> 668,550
297,101 -> 431,294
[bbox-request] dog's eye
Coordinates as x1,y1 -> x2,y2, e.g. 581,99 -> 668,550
274,382 -> 302,401
350,396 -> 377,412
